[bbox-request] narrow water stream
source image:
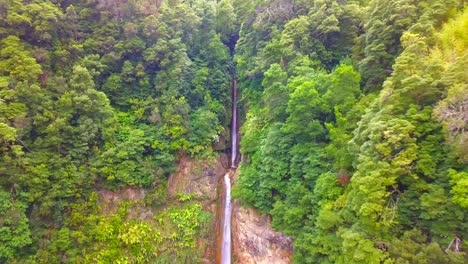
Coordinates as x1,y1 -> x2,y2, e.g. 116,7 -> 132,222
230,78 -> 238,169
221,172 -> 232,264
221,77 -> 238,264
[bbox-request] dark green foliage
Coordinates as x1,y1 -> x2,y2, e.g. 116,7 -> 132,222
1,0 -> 467,262
0,190 -> 31,259
0,0 -> 238,261
234,1 -> 467,263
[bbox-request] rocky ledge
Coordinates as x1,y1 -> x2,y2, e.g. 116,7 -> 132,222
232,202 -> 293,264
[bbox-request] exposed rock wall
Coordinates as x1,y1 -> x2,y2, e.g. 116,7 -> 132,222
232,202 -> 293,264
167,154 -> 227,201
166,154 -> 293,264
167,154 -> 228,263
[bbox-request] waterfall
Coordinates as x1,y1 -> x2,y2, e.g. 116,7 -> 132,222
230,78 -> 238,168
221,172 -> 232,264
221,77 -> 237,264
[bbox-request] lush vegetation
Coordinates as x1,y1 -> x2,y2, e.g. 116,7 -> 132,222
232,0 -> 467,263
0,0 -> 236,262
0,0 -> 466,263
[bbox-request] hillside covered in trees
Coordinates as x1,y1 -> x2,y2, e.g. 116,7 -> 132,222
0,0 -> 467,263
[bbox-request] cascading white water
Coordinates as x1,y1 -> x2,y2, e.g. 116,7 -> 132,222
230,78 -> 238,168
221,172 -> 232,264
221,78 -> 237,264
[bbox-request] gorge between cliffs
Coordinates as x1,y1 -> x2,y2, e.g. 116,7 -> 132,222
165,72 -> 293,263
215,74 -> 293,264
220,76 -> 239,264
2,0 -> 464,262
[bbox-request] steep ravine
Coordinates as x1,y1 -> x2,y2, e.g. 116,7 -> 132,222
220,75 -> 293,263
167,154 -> 227,263
232,200 -> 293,264
165,154 -> 293,264
230,170 -> 293,264
166,74 -> 292,263
220,76 -> 239,264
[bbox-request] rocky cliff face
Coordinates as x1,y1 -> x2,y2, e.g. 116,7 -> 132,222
232,202 -> 293,264
167,154 -> 227,202
167,154 -> 227,263
166,154 -> 293,264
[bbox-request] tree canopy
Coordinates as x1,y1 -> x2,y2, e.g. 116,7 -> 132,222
0,0 -> 466,262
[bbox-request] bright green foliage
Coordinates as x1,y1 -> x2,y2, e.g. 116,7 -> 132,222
0,190 -> 31,260
0,0 -> 62,42
261,63 -> 289,121
0,36 -> 42,82
389,229 -> 466,263
216,0 -> 238,47
433,10 -> 468,163
449,170 -> 468,208
234,1 -> 467,263
28,194 -> 211,263
1,0 -> 468,262
357,0 -> 460,92
188,107 -> 223,156
0,0 -> 236,261
357,0 -> 419,92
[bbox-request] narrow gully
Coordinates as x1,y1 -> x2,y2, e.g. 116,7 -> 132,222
221,76 -> 238,264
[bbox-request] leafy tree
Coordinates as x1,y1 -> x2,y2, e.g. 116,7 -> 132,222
0,190 -> 31,260
0,36 -> 42,82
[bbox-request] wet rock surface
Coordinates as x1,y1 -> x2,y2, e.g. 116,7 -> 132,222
167,154 -> 227,201
167,154 -> 293,264
232,201 -> 293,264
167,154 -> 228,263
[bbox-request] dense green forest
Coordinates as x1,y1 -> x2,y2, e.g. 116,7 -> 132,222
0,0 -> 466,263
233,0 -> 467,263
0,0 -> 234,262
